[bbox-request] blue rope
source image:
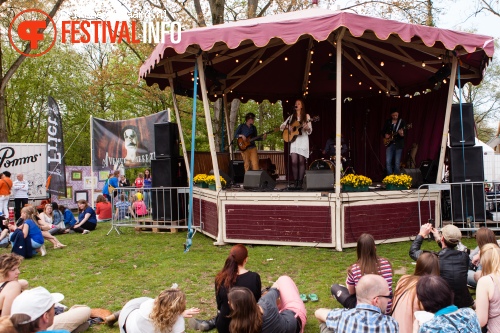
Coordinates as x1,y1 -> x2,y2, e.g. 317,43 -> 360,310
185,60 -> 199,253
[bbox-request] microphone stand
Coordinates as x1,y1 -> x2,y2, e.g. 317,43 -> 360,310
285,113 -> 294,189
364,109 -> 369,175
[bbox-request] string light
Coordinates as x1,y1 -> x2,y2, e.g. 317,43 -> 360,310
328,53 -> 332,56
310,50 -> 314,55
380,61 -> 384,66
310,61 -> 314,64
358,82 -> 362,85
349,74 -> 353,77
308,72 -> 311,76
259,60 -> 262,64
284,57 -> 288,61
421,61 -> 426,67
369,87 -> 372,90
357,53 -> 361,60
443,79 -> 447,84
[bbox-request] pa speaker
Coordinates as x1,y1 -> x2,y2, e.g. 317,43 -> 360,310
402,168 -> 423,188
303,170 -> 334,191
449,146 -> 484,182
420,160 -> 438,184
451,184 -> 485,222
243,170 -> 275,190
229,160 -> 245,183
450,103 -> 475,147
151,157 -> 187,187
151,188 -> 185,221
154,122 -> 179,159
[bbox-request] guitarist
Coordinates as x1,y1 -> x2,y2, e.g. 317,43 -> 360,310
235,112 -> 267,171
280,99 -> 312,189
381,108 -> 406,175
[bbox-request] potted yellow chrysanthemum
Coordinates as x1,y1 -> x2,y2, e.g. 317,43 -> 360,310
340,174 -> 372,192
193,174 -> 208,188
205,175 -> 227,190
382,174 -> 412,190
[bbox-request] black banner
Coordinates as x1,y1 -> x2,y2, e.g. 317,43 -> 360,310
92,111 -> 169,171
47,96 -> 66,197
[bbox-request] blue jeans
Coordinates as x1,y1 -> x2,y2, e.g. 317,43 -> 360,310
386,144 -> 403,175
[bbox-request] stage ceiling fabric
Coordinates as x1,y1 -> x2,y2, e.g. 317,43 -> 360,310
139,7 -> 495,103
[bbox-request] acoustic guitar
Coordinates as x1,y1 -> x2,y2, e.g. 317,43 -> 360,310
383,123 -> 412,146
237,128 -> 278,151
282,116 -> 320,143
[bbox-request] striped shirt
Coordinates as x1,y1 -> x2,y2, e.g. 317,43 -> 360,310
347,258 -> 393,313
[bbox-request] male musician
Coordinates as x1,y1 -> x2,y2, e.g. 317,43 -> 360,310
235,112 -> 266,171
382,108 -> 406,175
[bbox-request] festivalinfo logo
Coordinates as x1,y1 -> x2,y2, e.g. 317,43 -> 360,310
9,8 -> 182,57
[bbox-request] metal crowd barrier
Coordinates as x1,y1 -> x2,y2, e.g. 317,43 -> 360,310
418,180 -> 500,232
107,186 -> 190,235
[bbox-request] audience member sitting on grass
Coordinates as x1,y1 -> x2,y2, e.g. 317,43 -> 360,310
391,251 -> 440,333
9,207 -> 46,257
132,193 -> 147,217
316,274 -> 398,333
414,275 -> 481,332
0,254 -> 28,316
227,275 -> 307,333
38,204 -> 67,236
115,194 -> 136,220
50,203 -> 64,230
475,243 -> 500,331
410,223 -> 474,308
0,215 -> 9,248
58,205 -> 76,230
10,286 -> 91,333
104,286 -> 200,333
95,195 -> 112,222
468,227 -> 500,288
188,244 -> 262,333
29,207 -> 66,250
73,200 -> 97,234
331,233 -> 393,314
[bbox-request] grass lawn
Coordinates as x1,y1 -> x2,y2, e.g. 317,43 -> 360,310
3,222 -> 479,333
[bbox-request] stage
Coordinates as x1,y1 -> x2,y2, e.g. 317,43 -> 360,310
191,183 -> 438,249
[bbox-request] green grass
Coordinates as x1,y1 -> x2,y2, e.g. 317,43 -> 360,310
5,223 -> 479,333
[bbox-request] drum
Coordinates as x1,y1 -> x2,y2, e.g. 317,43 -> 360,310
309,159 -> 335,171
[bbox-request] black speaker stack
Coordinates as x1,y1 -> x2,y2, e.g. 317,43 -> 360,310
448,104 -> 485,221
151,122 -> 186,221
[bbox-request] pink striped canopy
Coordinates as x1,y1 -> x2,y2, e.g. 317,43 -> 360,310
139,7 -> 494,102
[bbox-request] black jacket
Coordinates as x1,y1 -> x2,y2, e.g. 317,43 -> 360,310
382,118 -> 406,149
409,235 -> 473,308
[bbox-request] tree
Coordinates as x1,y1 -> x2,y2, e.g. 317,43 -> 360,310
0,0 -> 65,142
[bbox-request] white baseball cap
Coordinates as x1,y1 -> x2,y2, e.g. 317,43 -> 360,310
10,287 -> 64,323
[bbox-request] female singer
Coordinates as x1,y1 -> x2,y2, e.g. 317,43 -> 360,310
280,99 -> 312,189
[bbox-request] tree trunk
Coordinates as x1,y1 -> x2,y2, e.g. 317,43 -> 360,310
248,0 -> 258,18
229,99 -> 240,140
213,99 -> 222,152
210,0 -> 225,25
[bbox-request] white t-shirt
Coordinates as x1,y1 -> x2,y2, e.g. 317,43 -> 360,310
124,298 -> 185,333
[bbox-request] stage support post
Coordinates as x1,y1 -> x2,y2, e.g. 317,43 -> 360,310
334,28 -> 345,252
436,56 -> 458,186
223,95 -> 233,156
168,77 -> 190,177
196,56 -> 225,245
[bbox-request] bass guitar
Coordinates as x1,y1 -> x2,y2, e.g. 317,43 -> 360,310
282,116 -> 320,143
383,123 -> 412,146
237,128 -> 278,151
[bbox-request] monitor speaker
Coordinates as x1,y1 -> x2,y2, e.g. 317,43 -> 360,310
243,170 -> 275,190
402,168 -> 423,188
209,169 -> 232,185
420,160 -> 438,184
449,146 -> 484,182
451,184 -> 485,222
449,103 -> 475,147
154,122 -> 179,159
229,160 -> 245,183
303,170 -> 334,191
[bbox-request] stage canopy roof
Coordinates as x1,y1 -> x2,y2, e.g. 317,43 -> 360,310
139,7 -> 495,103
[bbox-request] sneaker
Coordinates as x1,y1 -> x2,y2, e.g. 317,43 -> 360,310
105,313 -> 119,327
40,245 -> 47,256
188,318 -> 216,331
82,230 -> 90,234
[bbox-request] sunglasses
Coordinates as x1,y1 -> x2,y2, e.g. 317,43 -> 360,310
376,294 -> 393,300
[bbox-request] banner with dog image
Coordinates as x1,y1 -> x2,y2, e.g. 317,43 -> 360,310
91,111 -> 169,171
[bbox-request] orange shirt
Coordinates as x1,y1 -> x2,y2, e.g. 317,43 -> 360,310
96,201 -> 112,220
0,177 -> 12,196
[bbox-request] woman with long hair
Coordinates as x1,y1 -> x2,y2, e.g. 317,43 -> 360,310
10,207 -> 46,256
143,169 -> 152,209
107,287 -> 199,333
280,99 -> 312,189
391,252 -> 440,332
331,233 -> 393,314
38,204 -> 66,236
188,244 -> 261,333
0,253 -> 26,315
475,243 -> 500,331
468,227 -> 499,288
73,199 -> 97,234
95,195 -> 112,221
227,275 -> 306,333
